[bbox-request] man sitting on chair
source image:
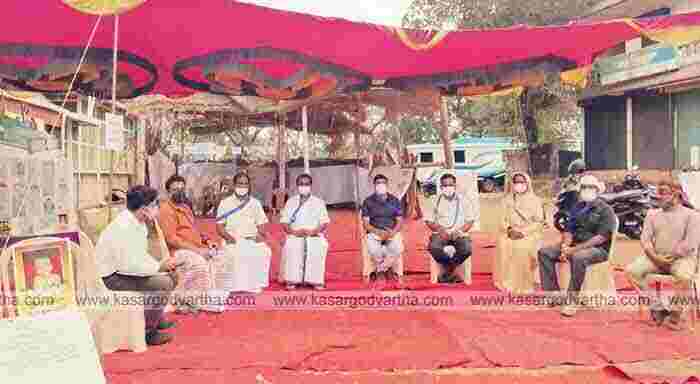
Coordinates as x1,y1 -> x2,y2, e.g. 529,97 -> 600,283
280,173 -> 330,290
538,175 -> 616,317
216,172 -> 271,294
425,173 -> 476,283
625,181 -> 700,330
96,186 -> 179,346
158,174 -> 220,313
361,174 -> 403,282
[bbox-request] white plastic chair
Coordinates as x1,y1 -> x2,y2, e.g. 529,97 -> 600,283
360,213 -> 404,280
429,245 -> 473,284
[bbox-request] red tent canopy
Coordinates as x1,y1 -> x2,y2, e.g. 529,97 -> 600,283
2,1 -> 700,99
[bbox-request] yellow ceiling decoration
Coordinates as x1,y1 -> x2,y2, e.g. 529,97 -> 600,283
62,0 -> 146,15
392,28 -> 449,51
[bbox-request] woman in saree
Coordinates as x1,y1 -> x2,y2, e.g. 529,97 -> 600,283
494,172 -> 546,294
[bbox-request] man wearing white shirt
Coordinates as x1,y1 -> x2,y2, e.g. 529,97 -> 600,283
216,172 -> 271,294
425,173 -> 477,283
97,186 -> 180,346
280,174 -> 330,290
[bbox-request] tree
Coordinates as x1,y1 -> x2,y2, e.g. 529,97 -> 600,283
402,0 -> 591,147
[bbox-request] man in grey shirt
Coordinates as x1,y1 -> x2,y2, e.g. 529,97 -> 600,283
626,181 -> 700,330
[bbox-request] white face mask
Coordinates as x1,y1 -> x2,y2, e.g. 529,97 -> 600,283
442,186 -> 456,197
375,184 -> 387,195
580,189 -> 597,202
298,186 -> 311,196
234,187 -> 249,197
513,183 -> 527,194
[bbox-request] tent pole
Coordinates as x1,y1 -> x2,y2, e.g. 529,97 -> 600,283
439,96 -> 454,169
278,116 -> 287,192
302,105 -> 310,174
107,14 -> 118,222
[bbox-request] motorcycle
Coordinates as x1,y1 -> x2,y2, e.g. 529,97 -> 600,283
553,173 -> 657,239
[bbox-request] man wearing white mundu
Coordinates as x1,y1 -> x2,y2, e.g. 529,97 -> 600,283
216,172 -> 271,294
280,173 -> 330,290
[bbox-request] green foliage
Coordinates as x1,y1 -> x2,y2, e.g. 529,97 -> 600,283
398,115 -> 440,144
402,0 -> 588,146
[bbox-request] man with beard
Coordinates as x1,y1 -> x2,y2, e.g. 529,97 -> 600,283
158,175 -> 220,313
625,181 -> 700,330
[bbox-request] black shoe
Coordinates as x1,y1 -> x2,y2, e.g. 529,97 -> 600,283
369,272 -> 378,282
146,330 -> 173,346
386,269 -> 399,281
651,308 -> 671,326
157,320 -> 176,330
438,273 -> 451,283
450,275 -> 464,284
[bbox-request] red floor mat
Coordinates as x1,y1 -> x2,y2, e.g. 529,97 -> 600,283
105,366 -> 634,384
102,309 -> 700,375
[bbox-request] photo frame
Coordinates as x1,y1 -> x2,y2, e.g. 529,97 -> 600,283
12,238 -> 75,316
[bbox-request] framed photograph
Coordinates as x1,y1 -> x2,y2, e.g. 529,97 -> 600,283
12,239 -> 75,316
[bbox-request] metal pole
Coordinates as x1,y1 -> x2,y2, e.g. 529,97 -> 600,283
302,105 -> 310,174
107,14 -> 118,222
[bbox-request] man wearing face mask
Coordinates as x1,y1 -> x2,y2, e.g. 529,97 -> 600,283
216,172 -> 271,294
425,173 -> 478,283
361,174 -> 404,282
625,182 -> 700,330
96,185 -> 179,346
280,174 -> 330,290
158,175 -> 220,313
538,175 -> 617,317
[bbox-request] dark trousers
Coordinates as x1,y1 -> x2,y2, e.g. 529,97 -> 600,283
537,246 -> 608,295
102,273 -> 176,333
428,234 -> 471,270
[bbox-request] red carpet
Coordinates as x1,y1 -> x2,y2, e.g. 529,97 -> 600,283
102,309 -> 700,383
101,210 -> 700,383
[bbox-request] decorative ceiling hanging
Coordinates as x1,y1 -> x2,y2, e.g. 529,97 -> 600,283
62,0 -> 146,15
391,28 -> 449,51
173,47 -> 371,101
385,56 -> 575,96
0,43 -> 157,98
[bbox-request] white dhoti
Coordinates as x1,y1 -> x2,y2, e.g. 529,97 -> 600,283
221,239 -> 272,293
282,236 -> 328,285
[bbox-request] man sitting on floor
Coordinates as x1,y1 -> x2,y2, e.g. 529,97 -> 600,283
216,172 -> 271,294
96,185 -> 179,346
538,175 -> 617,317
158,174 -> 221,313
361,174 -> 404,282
625,181 -> 700,330
280,173 -> 330,290
425,173 -> 477,283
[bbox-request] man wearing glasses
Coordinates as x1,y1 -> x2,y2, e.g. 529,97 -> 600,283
538,174 -> 617,317
425,173 -> 477,283
625,181 -> 700,330
361,174 -> 404,282
280,173 -> 330,290
216,172 -> 271,294
97,185 -> 180,346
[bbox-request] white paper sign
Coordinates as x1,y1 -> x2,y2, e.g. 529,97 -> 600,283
104,113 -> 125,151
0,310 -> 106,384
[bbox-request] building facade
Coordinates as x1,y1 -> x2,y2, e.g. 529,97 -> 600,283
581,0 -> 700,170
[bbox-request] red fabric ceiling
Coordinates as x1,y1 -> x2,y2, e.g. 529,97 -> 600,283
2,1 -> 700,98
